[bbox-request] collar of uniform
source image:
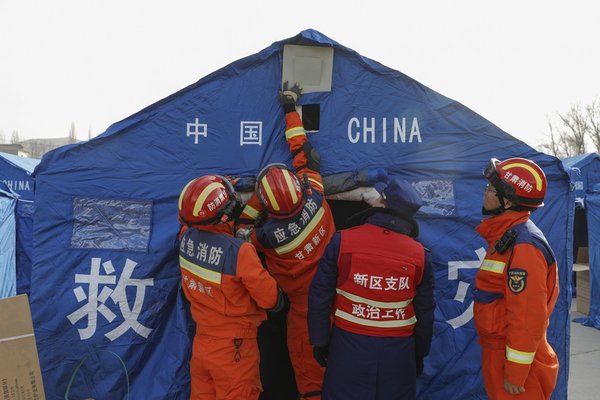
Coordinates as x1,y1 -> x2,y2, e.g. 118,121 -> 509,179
366,210 -> 416,236
194,221 -> 234,236
475,210 -> 530,242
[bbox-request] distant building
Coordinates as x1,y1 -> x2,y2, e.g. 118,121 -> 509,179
19,137 -> 79,159
0,143 -> 30,157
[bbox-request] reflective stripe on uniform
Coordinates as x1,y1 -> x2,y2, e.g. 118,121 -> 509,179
179,256 -> 222,284
285,126 -> 306,140
506,346 -> 535,365
336,288 -> 413,309
480,259 -> 506,274
308,177 -> 323,191
335,309 -> 417,328
275,207 -> 325,255
241,204 -> 259,220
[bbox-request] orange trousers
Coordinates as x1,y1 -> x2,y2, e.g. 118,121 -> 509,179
481,347 -> 558,400
287,298 -> 325,399
190,335 -> 262,400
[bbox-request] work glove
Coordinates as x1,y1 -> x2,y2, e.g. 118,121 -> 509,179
279,81 -> 303,106
415,356 -> 424,377
235,227 -> 253,242
313,345 -> 329,367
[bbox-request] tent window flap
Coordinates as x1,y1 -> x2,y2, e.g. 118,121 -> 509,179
70,198 -> 152,251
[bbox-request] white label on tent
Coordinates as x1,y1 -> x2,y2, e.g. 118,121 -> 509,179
282,45 -> 333,93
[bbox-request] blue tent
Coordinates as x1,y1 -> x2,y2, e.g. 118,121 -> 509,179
563,153 -> 600,329
30,29 -> 572,399
0,152 -> 39,296
0,151 -> 39,200
0,182 -> 17,298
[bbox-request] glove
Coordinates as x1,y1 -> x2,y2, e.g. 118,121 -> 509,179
313,345 -> 329,367
279,81 -> 303,106
415,356 -> 424,377
235,227 -> 253,242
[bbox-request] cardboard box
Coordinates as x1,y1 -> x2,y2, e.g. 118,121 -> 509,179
0,294 -> 45,400
574,246 -> 590,315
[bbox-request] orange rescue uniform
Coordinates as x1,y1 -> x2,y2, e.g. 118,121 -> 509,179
238,111 -> 335,398
180,223 -> 278,400
474,211 -> 559,399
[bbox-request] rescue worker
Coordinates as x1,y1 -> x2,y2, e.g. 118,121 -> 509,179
235,83 -> 335,399
475,157 -> 559,399
307,177 -> 435,400
178,174 -> 282,400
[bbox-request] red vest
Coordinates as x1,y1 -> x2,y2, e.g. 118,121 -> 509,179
334,223 -> 425,337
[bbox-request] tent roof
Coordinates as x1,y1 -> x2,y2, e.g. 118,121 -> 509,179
0,151 -> 40,174
562,152 -> 600,169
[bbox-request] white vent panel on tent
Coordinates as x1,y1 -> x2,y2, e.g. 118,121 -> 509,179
282,45 -> 333,93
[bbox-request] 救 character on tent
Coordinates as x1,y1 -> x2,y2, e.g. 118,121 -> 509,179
307,177 -> 436,400
474,157 -> 559,399
178,175 -> 282,399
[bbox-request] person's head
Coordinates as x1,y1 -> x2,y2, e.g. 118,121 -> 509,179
373,177 -> 423,217
178,175 -> 238,227
256,163 -> 306,218
482,157 -> 547,215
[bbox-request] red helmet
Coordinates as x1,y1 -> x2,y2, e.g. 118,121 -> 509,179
178,175 -> 237,226
483,157 -> 547,209
256,164 -> 305,218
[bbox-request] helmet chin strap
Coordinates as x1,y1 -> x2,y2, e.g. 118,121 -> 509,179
482,192 -> 508,216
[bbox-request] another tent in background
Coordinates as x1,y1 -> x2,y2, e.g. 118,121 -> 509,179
563,152 -> 600,329
0,182 -> 17,298
0,152 -> 39,296
29,29 -> 572,399
0,151 -> 38,200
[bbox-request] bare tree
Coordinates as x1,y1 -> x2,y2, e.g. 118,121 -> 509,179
587,99 -> 600,152
559,104 -> 588,155
69,121 -> 77,144
542,99 -> 600,157
0,130 -> 5,144
10,130 -> 20,144
540,120 -> 563,157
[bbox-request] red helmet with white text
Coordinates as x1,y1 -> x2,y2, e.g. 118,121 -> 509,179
483,157 -> 547,209
178,175 -> 237,226
256,164 -> 306,218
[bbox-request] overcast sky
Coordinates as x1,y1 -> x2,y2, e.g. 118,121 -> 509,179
1,1 -> 599,151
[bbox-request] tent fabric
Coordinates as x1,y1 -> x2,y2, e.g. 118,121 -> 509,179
30,29 -> 571,399
579,191 -> 600,328
563,153 -> 600,329
0,152 -> 39,296
563,153 -> 600,199
0,151 -> 39,200
0,183 -> 17,298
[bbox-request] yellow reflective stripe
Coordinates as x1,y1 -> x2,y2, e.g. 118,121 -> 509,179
179,256 -> 221,284
308,177 -> 323,191
480,259 -> 506,274
506,346 -> 535,365
193,182 -> 222,216
503,162 -> 543,190
275,207 -> 325,255
335,309 -> 417,328
336,288 -> 413,309
282,169 -> 299,204
242,204 -> 259,220
285,126 -> 306,140
260,176 -> 280,211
